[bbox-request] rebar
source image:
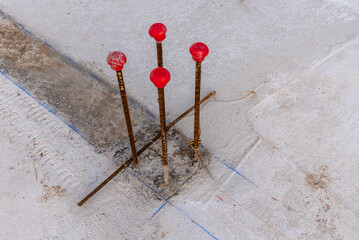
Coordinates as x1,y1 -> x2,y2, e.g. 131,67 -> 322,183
116,70 -> 138,165
156,42 -> 163,67
157,87 -> 169,184
193,62 -> 202,155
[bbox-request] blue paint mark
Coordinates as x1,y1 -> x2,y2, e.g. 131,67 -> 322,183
178,130 -> 258,187
126,170 -> 165,199
89,177 -> 100,186
167,201 -> 219,240
212,154 -> 257,187
148,201 -> 167,220
126,170 -> 218,239
0,70 -> 95,148
88,170 -> 111,187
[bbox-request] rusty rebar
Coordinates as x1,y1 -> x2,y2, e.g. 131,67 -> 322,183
157,87 -> 169,184
156,42 -> 163,67
77,91 -> 216,206
116,70 -> 138,165
193,62 -> 202,154
156,40 -> 168,183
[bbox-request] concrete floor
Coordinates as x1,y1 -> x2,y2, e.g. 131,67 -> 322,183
0,1 -> 359,239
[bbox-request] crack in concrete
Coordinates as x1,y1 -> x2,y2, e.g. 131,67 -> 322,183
248,35 -> 359,115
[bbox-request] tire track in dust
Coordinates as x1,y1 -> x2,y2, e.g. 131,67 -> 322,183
0,76 -> 92,197
0,74 -> 166,238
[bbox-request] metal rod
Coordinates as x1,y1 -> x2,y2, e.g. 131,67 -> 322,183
116,70 -> 138,165
77,91 -> 216,206
156,40 -> 168,183
156,42 -> 163,67
157,87 -> 169,184
193,62 -> 202,153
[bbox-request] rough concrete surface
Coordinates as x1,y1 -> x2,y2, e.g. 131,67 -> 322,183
0,0 -> 359,239
2,0 -> 359,160
0,14 -> 211,198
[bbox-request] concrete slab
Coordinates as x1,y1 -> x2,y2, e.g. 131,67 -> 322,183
248,37 -> 359,239
1,1 -> 359,239
0,72 -> 215,240
1,0 -> 359,159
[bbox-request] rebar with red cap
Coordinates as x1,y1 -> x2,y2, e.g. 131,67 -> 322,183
189,42 -> 209,160
149,23 -> 167,67
107,51 -> 138,165
150,67 -> 171,185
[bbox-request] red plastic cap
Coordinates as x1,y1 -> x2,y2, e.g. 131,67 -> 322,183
150,67 -> 171,88
189,42 -> 209,62
149,23 -> 167,42
107,51 -> 127,71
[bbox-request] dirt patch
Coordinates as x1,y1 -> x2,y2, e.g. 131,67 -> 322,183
305,165 -> 332,190
355,186 -> 359,195
303,165 -> 343,238
161,231 -> 168,238
39,185 -> 66,202
305,174 -> 327,189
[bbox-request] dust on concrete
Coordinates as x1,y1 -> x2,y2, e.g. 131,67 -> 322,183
0,15 -> 129,151
0,18 -> 54,70
304,165 -> 342,239
305,165 -> 332,190
39,185 -> 66,202
116,128 -> 210,199
305,173 -> 328,189
283,165 -> 343,239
